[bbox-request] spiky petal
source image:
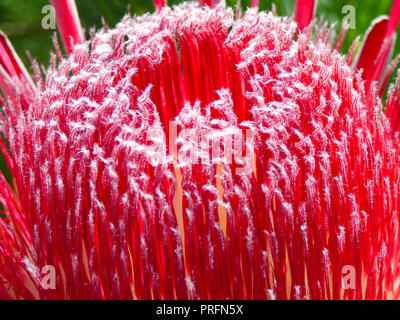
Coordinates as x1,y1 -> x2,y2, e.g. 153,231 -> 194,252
295,0 -> 317,31
355,0 -> 400,91
354,17 -> 389,88
0,31 -> 34,97
50,0 -> 85,55
386,0 -> 400,37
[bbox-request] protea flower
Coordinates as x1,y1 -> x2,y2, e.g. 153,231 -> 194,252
0,0 -> 400,300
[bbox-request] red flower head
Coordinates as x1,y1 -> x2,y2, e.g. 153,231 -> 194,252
0,0 -> 400,300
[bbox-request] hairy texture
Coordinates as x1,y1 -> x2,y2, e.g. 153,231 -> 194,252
0,3 -> 400,300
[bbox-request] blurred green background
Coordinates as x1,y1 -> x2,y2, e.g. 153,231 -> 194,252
0,0 -> 399,69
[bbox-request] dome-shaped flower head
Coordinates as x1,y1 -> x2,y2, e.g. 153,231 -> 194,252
0,0 -> 400,300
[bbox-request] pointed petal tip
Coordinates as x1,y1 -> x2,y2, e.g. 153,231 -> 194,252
0,30 -> 34,95
50,0 -> 85,55
354,0 -> 400,94
153,0 -> 167,12
386,0 -> 400,37
354,16 -> 389,71
353,16 -> 393,91
295,0 -> 318,31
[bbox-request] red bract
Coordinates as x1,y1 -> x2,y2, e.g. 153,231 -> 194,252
49,0 -> 85,55
0,0 -> 400,300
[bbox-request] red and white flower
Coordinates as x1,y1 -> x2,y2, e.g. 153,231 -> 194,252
0,0 -> 399,299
